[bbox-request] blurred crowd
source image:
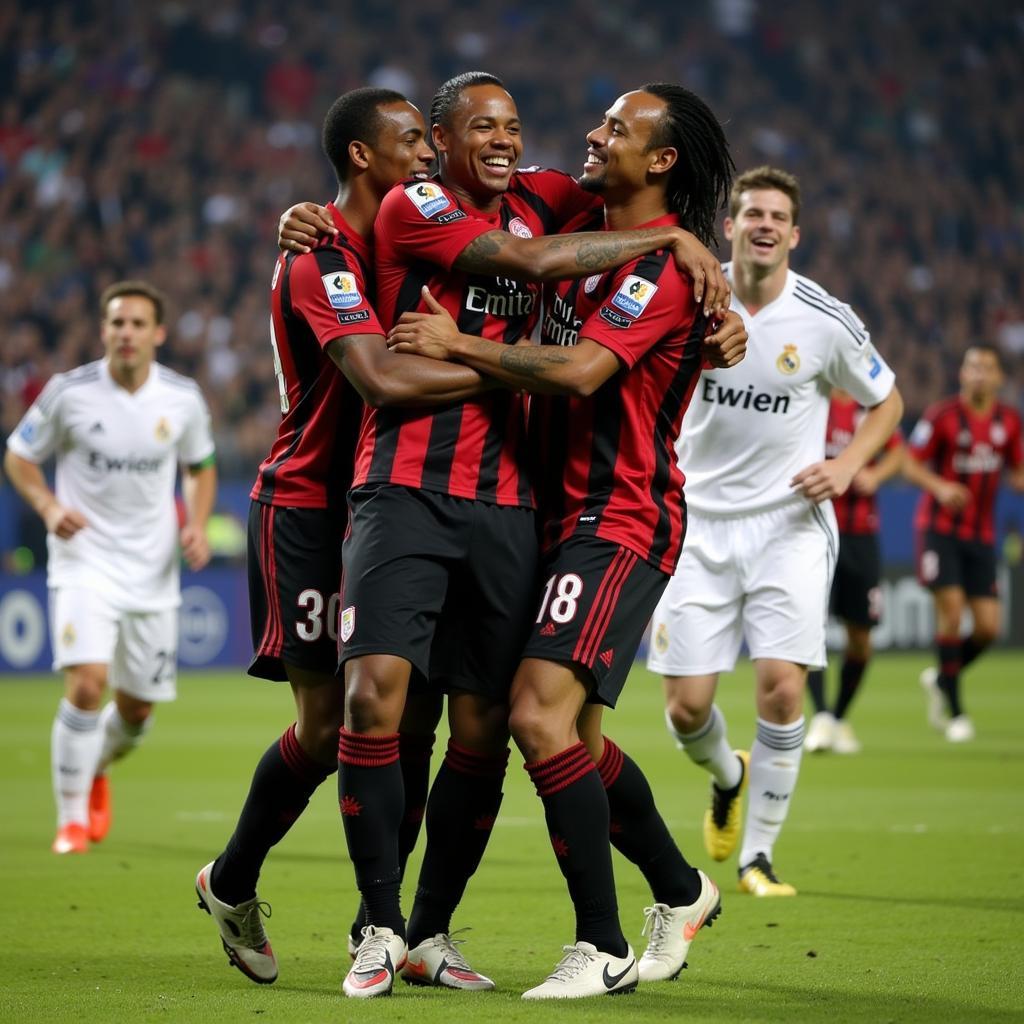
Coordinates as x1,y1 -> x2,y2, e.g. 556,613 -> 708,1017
2,0 -> 1022,478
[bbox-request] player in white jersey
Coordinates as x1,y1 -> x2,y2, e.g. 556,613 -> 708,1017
4,280 -> 217,855
646,167 -> 902,895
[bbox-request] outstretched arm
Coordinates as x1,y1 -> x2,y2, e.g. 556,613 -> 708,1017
276,201 -> 729,315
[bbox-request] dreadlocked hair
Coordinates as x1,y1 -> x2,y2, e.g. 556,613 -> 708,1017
641,83 -> 734,248
430,71 -> 504,129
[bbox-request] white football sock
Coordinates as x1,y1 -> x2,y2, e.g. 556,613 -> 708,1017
96,701 -> 151,774
739,717 -> 805,869
666,704 -> 742,790
51,699 -> 103,828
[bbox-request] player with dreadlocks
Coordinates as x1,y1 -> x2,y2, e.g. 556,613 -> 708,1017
388,82 -> 741,999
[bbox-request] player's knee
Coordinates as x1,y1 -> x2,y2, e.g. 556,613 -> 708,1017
65,666 -> 106,709
760,677 -> 803,721
664,691 -> 708,735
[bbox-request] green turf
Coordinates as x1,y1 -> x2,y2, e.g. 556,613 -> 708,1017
1,652 -> 1022,1022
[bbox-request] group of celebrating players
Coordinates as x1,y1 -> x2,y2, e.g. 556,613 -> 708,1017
6,67 -> 1022,1002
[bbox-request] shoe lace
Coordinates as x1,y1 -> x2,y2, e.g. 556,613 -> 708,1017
640,904 -> 670,959
236,900 -> 272,947
351,927 -> 393,974
545,944 -> 597,983
434,928 -> 474,972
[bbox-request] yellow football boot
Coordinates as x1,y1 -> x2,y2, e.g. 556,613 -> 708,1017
702,749 -> 749,861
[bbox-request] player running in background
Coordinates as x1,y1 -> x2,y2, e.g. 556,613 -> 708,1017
390,82 -> 739,999
804,391 -> 905,754
194,86 -> 510,986
4,281 -> 216,855
647,166 -> 903,897
904,344 -> 1023,742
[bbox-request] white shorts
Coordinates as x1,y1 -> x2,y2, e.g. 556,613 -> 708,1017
49,588 -> 179,702
646,499 -> 837,675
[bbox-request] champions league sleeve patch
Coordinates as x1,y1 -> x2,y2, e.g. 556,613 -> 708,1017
403,182 -> 453,219
609,275 -> 658,319
321,271 -> 363,310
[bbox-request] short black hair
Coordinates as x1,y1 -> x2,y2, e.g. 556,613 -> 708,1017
429,71 -> 505,130
100,280 -> 166,324
964,343 -> 1002,367
641,83 -> 733,248
321,87 -> 408,183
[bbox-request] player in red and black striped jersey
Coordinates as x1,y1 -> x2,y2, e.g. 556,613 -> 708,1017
805,391 -> 905,754
904,345 -> 1024,742
390,82 -> 740,998
197,88 -> 506,988
279,72 -> 738,996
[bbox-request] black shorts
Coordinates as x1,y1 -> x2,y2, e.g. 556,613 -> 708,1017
339,484 -> 538,700
521,535 -> 669,709
247,500 -> 347,681
917,529 -> 998,598
830,532 -> 883,628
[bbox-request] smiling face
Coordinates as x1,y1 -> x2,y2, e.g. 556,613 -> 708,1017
363,101 -> 435,196
432,84 -> 522,209
725,187 -> 800,276
579,90 -> 676,199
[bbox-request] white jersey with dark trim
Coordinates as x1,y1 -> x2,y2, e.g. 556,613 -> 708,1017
6,359 -> 215,609
678,265 -> 895,515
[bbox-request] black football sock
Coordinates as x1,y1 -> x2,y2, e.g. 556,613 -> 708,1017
960,635 -> 989,673
349,731 -> 435,945
406,741 -> 508,948
212,723 -> 333,906
806,669 -> 827,714
833,656 -> 867,720
526,742 -> 626,957
936,635 -> 963,717
597,737 -> 701,908
338,728 -> 405,937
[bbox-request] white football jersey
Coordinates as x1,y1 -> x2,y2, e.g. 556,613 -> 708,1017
679,266 -> 895,514
7,359 -> 215,610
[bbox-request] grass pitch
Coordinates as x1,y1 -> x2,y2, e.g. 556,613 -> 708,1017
1,651 -> 1022,1023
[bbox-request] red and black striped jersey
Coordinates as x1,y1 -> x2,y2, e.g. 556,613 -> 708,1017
251,203 -> 381,509
354,169 -> 602,507
826,395 -> 903,536
531,214 -> 706,575
910,396 -> 1023,543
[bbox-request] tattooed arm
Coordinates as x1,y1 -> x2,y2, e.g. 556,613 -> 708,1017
387,288 -> 620,397
454,227 -> 729,315
328,333 -> 494,407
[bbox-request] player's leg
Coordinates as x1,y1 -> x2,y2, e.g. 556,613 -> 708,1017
338,485 -> 457,998
512,657 -> 637,999
196,503 -> 342,984
348,688 -> 442,956
944,580 -> 1000,742
737,658 -> 805,896
51,662 -> 108,853
579,707 -> 720,983
647,513 -> 747,860
402,502 -> 534,989
738,500 -> 834,894
918,530 -> 966,729
402,690 -> 508,990
806,548 -> 847,752
829,622 -> 870,754
48,587 -> 117,853
829,534 -> 881,754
